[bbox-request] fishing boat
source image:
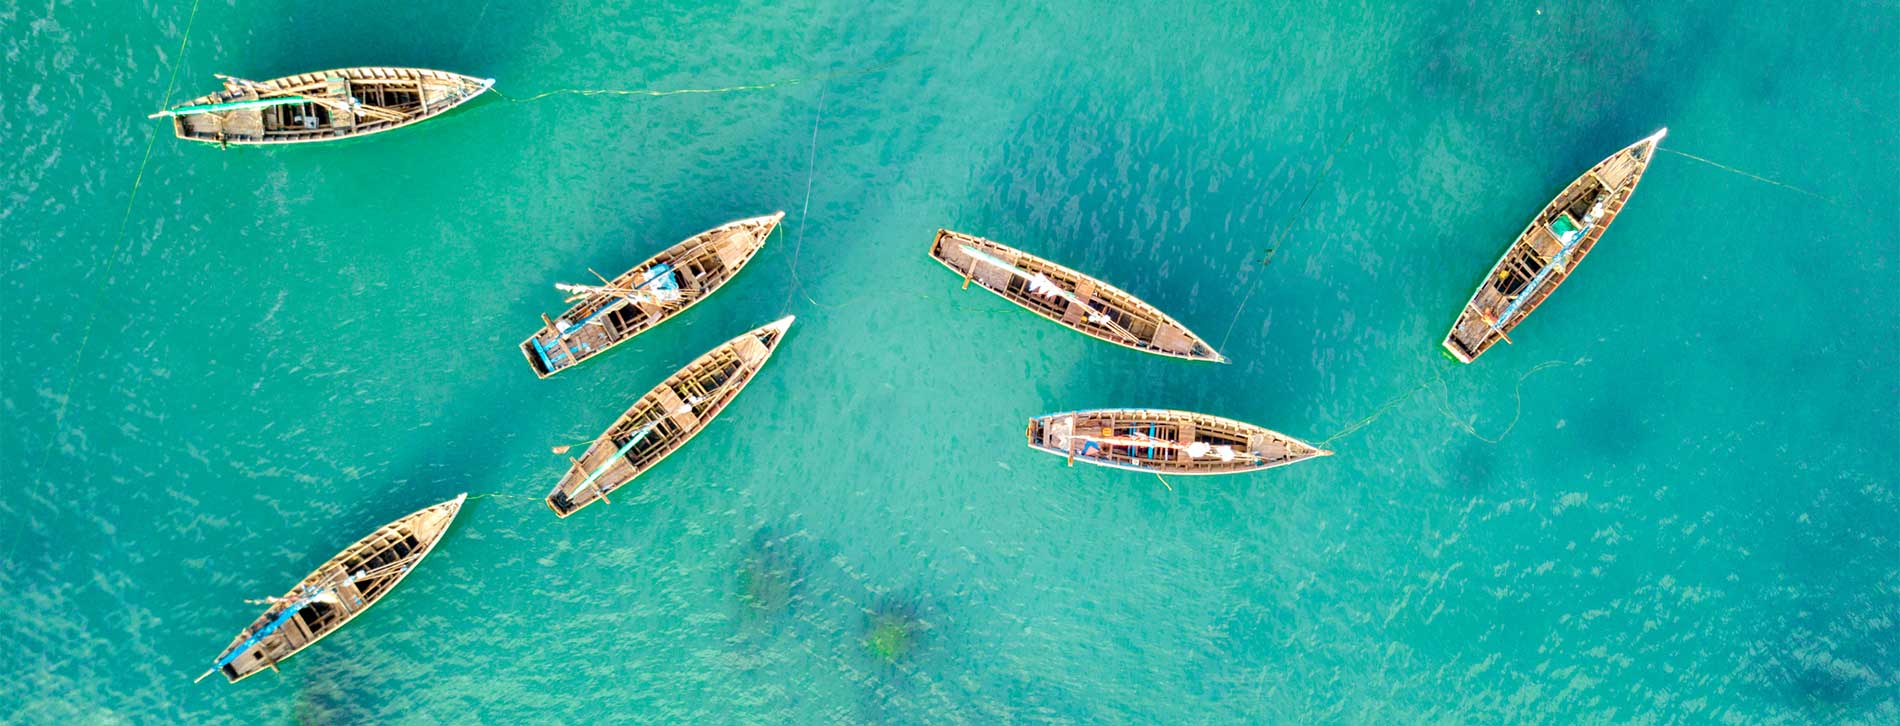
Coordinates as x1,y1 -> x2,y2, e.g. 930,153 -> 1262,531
522,213 -> 784,379
196,494 -> 466,684
1442,129 -> 1667,363
546,316 -> 795,518
1026,409 -> 1330,475
929,230 -> 1226,363
151,68 -> 493,145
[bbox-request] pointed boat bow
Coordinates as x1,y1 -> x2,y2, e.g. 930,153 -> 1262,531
929,230 -> 1224,362
1440,129 -> 1665,363
544,317 -> 795,517
202,493 -> 466,683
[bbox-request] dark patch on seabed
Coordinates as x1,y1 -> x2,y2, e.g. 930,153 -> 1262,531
291,650 -> 389,726
959,68 -> 1346,408
736,525 -> 804,624
1753,617 -> 1899,719
1447,435 -> 1502,494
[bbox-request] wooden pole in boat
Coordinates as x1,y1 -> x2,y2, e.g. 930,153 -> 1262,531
588,268 -> 614,286
1479,311 -> 1513,344
192,668 -> 217,684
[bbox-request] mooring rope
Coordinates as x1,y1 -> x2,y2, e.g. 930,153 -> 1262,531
1427,359 -> 1570,445
1658,147 -> 1835,205
456,0 -> 493,56
1314,358 -> 1572,448
491,54 -> 910,105
1317,377 -> 1436,446
465,492 -> 536,503
1215,132 -> 1354,352
38,0 -> 200,476
782,83 -> 840,313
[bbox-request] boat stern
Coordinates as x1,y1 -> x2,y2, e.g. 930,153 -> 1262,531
1439,335 -> 1477,364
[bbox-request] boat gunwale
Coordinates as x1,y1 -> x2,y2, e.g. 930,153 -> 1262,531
928,230 -> 1227,363
545,316 -> 795,518
214,493 -> 467,683
1025,407 -> 1329,476
169,67 -> 494,146
1440,129 -> 1666,363
521,213 -> 784,380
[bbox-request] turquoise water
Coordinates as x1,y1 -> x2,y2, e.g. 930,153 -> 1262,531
5,0 -> 1897,722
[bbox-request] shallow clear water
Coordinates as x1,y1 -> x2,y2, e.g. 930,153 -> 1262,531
4,0 -> 1897,723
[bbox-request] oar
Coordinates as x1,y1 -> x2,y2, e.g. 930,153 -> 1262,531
957,245 -> 1144,344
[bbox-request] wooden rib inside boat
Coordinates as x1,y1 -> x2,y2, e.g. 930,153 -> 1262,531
155,68 -> 493,145
200,494 -> 465,684
929,230 -> 1226,363
1026,409 -> 1329,475
521,213 -> 784,379
545,316 -> 795,518
1442,129 -> 1666,363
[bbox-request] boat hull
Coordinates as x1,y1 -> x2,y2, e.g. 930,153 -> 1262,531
522,213 -> 783,379
1441,129 -> 1666,363
1025,409 -> 1328,476
929,230 -> 1225,362
545,317 -> 795,517
209,494 -> 465,683
166,67 -> 492,145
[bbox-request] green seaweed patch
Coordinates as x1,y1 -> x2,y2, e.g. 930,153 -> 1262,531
865,613 -> 916,661
740,530 -> 798,616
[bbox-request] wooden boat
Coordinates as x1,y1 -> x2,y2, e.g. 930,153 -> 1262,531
929,230 -> 1226,363
1026,409 -> 1329,475
197,494 -> 466,684
546,316 -> 795,518
152,68 -> 493,146
1442,129 -> 1667,363
522,213 -> 784,379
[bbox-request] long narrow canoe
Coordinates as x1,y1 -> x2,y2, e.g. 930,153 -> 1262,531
522,213 -> 784,379
155,68 -> 493,145
1442,129 -> 1667,363
929,230 -> 1226,363
546,316 -> 795,518
1026,409 -> 1329,475
201,494 -> 466,684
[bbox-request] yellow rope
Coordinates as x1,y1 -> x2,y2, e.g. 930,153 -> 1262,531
1316,358 -> 1573,448
40,0 -> 200,468
1216,131 -> 1354,352
465,492 -> 535,503
1428,359 -> 1570,444
1659,147 -> 1835,205
494,54 -> 911,105
783,84 -> 843,313
1318,378 -> 1435,446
